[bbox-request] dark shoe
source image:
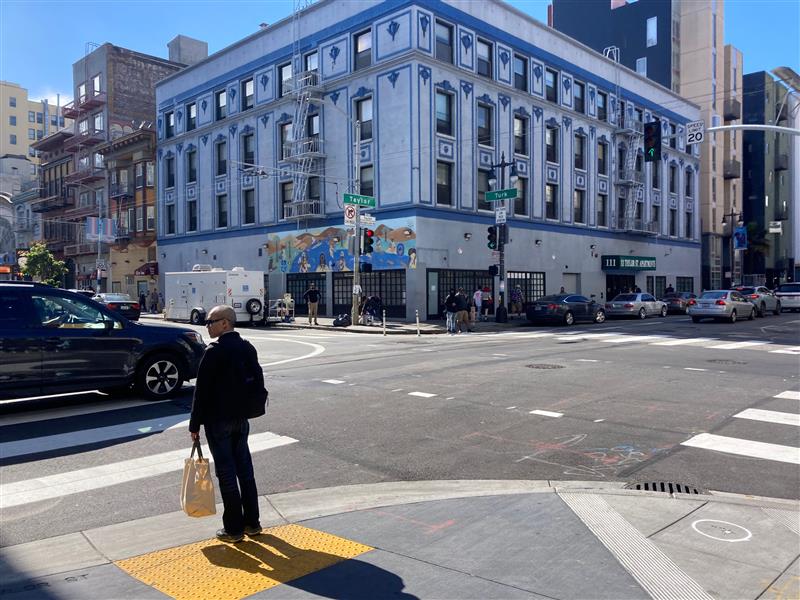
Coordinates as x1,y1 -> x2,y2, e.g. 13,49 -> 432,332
314,321 -> 319,325
244,525 -> 262,536
216,529 -> 244,543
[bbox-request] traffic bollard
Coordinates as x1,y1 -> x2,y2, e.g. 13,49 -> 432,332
383,309 -> 386,336
416,308 -> 420,336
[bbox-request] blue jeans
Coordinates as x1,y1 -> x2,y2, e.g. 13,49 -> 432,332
446,311 -> 456,333
204,418 -> 259,535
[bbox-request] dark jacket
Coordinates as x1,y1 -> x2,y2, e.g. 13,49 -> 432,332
454,293 -> 468,311
303,288 -> 321,303
444,293 -> 458,312
189,331 -> 266,432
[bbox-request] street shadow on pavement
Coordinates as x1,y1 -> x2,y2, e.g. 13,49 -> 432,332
202,533 -> 419,599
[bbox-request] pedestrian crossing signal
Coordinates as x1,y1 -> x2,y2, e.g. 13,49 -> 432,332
362,228 -> 375,254
487,226 -> 498,249
644,120 -> 661,163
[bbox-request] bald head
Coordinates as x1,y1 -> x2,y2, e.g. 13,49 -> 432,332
206,305 -> 236,338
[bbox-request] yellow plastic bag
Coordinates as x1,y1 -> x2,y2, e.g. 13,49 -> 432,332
180,441 -> 216,517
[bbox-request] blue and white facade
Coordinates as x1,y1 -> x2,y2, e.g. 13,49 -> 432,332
155,0 -> 701,319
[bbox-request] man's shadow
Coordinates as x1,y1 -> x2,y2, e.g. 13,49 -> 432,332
202,533 -> 419,599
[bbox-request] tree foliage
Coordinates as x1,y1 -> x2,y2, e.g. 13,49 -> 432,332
20,242 -> 67,287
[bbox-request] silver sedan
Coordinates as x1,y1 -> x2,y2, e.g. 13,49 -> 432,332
605,293 -> 667,319
689,290 -> 756,323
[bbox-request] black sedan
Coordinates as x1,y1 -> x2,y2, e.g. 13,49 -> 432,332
660,292 -> 698,314
526,294 -> 606,325
92,293 -> 142,321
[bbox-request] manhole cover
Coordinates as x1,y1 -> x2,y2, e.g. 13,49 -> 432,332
707,359 -> 747,365
624,481 -> 706,494
526,364 -> 565,370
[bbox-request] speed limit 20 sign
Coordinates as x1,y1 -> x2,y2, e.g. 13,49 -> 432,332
686,120 -> 705,145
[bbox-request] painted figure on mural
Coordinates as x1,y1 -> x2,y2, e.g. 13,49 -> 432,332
408,248 -> 417,269
316,253 -> 329,272
336,252 -> 349,272
298,252 -> 309,273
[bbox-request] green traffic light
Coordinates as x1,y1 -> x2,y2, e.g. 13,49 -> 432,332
648,148 -> 654,157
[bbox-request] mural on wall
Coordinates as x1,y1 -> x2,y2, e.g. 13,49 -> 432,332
265,218 -> 418,274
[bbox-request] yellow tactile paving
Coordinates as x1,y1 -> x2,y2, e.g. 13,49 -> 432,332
115,524 -> 373,600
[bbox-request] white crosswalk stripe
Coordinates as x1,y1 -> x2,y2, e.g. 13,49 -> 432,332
0,431 -> 298,508
681,390 -> 800,465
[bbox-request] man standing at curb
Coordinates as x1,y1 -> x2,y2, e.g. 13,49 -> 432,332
303,283 -> 320,325
190,305 -> 267,543
455,288 -> 470,333
444,289 -> 458,334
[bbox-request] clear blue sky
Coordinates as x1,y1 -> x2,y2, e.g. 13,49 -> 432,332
1,0 -> 797,105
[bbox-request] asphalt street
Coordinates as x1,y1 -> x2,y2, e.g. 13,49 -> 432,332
1,312 -> 798,548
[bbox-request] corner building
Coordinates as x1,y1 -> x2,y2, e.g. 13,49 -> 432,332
156,0 -> 700,320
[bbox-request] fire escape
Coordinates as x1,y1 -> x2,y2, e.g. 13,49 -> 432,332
605,46 -> 655,236
282,0 -> 326,221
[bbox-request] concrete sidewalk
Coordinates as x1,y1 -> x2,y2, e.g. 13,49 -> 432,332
2,480 -> 798,599
140,312 -> 531,335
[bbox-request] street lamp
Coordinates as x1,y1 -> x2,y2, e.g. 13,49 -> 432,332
721,210 -> 744,287
487,151 -> 518,323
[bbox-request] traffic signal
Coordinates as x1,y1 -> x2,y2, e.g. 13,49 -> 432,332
487,226 -> 498,249
498,223 -> 508,246
362,228 -> 375,254
644,120 -> 661,163
489,265 -> 498,276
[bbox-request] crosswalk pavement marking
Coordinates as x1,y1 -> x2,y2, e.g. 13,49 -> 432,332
775,391 -> 800,401
706,341 -> 767,350
681,433 -> 800,465
322,379 -> 345,384
734,408 -> 800,427
408,391 -> 436,398
650,338 -> 712,346
601,335 -> 664,344
529,409 -> 563,418
770,347 -> 800,355
0,432 -> 298,508
1,415 -> 190,459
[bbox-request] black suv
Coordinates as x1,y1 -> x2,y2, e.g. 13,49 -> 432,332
0,282 -> 205,401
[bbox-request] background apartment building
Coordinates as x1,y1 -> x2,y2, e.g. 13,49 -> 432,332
743,71 -> 796,286
551,0 -> 743,289
31,42 -> 197,291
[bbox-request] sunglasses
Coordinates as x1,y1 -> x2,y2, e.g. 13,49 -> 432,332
205,318 -> 225,326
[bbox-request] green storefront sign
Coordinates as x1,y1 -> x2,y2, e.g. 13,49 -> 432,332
601,255 -> 657,271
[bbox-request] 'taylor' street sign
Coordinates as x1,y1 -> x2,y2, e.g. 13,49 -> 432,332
343,193 -> 376,208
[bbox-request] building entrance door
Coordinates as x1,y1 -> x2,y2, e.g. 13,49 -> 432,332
606,274 -> 635,299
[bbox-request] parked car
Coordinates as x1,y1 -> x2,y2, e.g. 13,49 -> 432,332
605,293 -> 667,319
526,294 -> 606,325
66,289 -> 95,298
688,290 -> 755,323
774,283 -> 800,312
733,286 -> 781,317
0,282 -> 205,401
660,292 -> 698,314
92,292 -> 142,321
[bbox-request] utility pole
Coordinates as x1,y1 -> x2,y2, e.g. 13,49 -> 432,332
487,151 -> 517,323
351,120 -> 361,325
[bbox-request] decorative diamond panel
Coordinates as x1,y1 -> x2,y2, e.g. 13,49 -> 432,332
437,138 -> 455,159
546,166 -> 558,183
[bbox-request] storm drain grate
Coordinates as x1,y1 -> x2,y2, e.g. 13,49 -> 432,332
624,481 -> 705,495
526,364 -> 566,370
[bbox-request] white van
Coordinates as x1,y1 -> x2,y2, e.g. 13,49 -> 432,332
165,265 -> 265,324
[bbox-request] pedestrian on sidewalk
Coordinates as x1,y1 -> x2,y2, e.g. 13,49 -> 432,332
444,289 -> 458,334
303,282 -> 320,325
149,289 -> 159,313
138,292 -> 147,310
189,305 -> 267,544
481,287 -> 492,321
455,288 -> 470,333
472,288 -> 482,325
510,285 -> 525,319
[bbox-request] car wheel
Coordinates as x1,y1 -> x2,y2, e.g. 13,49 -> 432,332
729,310 -> 737,324
773,302 -> 781,315
638,308 -> 647,319
660,305 -> 668,317
759,302 -> 766,317
190,310 -> 204,325
748,308 -> 755,320
564,311 -> 574,326
691,316 -> 701,323
137,353 -> 184,400
594,309 -> 606,324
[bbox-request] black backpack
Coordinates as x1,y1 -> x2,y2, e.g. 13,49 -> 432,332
230,339 -> 269,418
333,313 -> 351,327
